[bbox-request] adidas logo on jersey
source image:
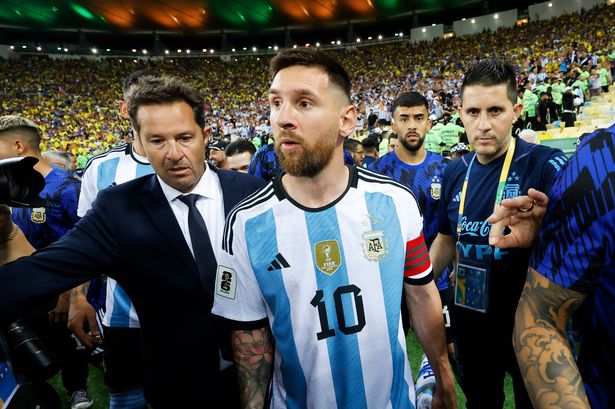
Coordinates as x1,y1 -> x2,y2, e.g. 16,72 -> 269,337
267,253 -> 290,271
453,192 -> 461,202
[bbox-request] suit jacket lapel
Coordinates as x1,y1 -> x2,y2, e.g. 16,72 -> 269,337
138,175 -> 199,280
213,167 -> 238,216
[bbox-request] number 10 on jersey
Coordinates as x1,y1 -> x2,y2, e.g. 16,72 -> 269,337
310,285 -> 366,340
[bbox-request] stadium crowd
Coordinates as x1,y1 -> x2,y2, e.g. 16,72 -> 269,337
0,3 -> 612,165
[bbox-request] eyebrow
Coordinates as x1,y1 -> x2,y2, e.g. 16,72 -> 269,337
268,87 -> 319,99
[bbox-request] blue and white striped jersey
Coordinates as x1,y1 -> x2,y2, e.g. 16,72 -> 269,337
213,166 -> 432,409
78,143 -> 153,328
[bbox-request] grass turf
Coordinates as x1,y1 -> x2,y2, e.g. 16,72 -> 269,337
49,332 -> 516,408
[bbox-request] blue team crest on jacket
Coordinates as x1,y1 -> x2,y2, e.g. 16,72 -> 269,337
430,176 -> 442,200
504,171 -> 521,199
30,207 -> 46,224
314,240 -> 341,275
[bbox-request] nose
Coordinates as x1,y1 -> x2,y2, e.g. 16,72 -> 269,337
166,141 -> 183,161
274,101 -> 297,130
476,112 -> 491,133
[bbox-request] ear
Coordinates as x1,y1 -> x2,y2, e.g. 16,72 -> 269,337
119,100 -> 129,119
14,140 -> 27,155
339,105 -> 358,139
513,102 -> 523,122
202,126 -> 212,146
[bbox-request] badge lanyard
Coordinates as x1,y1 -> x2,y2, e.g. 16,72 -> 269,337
456,137 -> 516,240
453,137 -> 516,313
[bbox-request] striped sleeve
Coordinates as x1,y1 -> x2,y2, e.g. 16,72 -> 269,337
404,234 -> 433,285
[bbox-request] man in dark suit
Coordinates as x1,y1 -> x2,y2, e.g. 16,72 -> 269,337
0,76 -> 265,408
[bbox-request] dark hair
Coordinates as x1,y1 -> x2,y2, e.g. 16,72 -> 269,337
127,76 -> 205,134
391,92 -> 429,114
343,138 -> 361,152
122,70 -> 152,96
461,58 -> 518,105
225,139 -> 256,157
361,137 -> 378,153
0,115 -> 41,151
270,48 -> 352,102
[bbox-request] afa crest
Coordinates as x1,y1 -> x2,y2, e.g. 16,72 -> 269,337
30,207 -> 46,224
361,230 -> 388,261
430,176 -> 441,200
314,240 -> 341,275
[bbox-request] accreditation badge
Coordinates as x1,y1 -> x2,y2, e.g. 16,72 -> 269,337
454,242 -> 492,313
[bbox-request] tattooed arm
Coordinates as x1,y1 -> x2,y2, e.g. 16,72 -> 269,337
232,326 -> 274,409
514,268 -> 589,409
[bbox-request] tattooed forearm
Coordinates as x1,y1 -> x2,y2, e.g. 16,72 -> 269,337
514,268 -> 590,409
232,327 -> 274,409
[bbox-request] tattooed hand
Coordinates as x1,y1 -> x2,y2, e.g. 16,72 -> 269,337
513,268 -> 590,409
232,327 -> 274,409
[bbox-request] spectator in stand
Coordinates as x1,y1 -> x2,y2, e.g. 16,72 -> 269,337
225,139 -> 256,173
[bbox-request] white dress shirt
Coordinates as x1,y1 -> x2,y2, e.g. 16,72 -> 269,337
157,162 -> 225,262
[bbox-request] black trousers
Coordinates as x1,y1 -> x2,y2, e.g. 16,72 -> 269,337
451,308 -> 532,409
25,311 -> 90,394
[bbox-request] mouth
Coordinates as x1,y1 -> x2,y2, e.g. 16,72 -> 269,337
168,166 -> 190,176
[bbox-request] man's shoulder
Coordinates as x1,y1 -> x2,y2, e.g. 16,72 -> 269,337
82,144 -> 131,173
217,169 -> 267,192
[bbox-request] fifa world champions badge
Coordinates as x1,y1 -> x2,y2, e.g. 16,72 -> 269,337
314,240 -> 341,275
361,230 -> 388,261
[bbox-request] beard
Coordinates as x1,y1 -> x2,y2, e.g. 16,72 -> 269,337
275,130 -> 338,177
399,133 -> 425,152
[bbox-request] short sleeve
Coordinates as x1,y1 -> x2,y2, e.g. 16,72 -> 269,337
212,216 -> 269,327
531,130 -> 614,294
78,163 -> 98,217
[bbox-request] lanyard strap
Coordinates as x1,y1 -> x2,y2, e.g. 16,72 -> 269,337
456,137 -> 516,237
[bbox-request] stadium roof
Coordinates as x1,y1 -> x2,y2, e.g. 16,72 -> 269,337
0,0 -> 535,52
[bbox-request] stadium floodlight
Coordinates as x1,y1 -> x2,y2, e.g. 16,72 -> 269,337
10,46 -> 15,50
422,28 -> 426,33
203,48 -> 207,52
210,49 -> 214,53
462,18 -> 466,21
132,49 -> 136,53
356,38 -> 361,42
494,14 -> 499,19
378,35 -> 382,40
268,46 -> 272,49
548,2 -> 553,6
165,50 -> 169,54
399,32 -> 404,37
57,47 -> 62,51
316,42 -> 320,47
133,59 -> 137,63
331,40 -> 335,44
21,45 -> 26,49
91,48 -> 98,54
232,48 -> 236,52
177,49 -> 182,53
471,19 -> 476,23
432,23 -> 436,26
186,49 -> 191,54
274,46 -> 279,51
368,36 -> 372,40
336,40 -> 341,45
37,46 -> 42,51
106,48 -> 111,52
142,49 -> 147,54
252,46 -> 257,51
64,48 -> 68,52
243,47 -> 247,50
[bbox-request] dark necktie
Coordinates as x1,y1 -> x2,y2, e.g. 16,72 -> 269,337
178,194 -> 217,296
